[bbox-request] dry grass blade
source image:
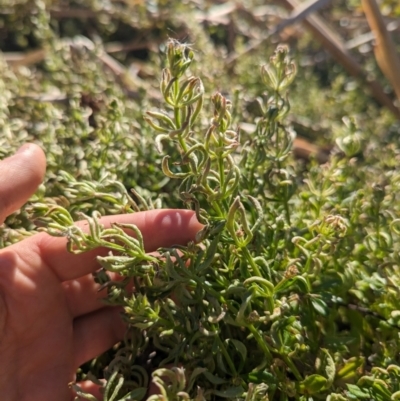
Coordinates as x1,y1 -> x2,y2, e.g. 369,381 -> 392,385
270,0 -> 331,36
362,0 -> 400,101
194,1 -> 237,24
2,49 -> 45,69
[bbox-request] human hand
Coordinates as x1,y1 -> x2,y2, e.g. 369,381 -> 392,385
0,144 -> 202,401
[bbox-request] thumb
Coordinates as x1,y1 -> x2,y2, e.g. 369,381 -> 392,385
0,144 -> 46,224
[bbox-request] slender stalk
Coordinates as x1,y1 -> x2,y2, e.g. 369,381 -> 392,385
248,324 -> 273,362
281,354 -> 302,382
242,247 -> 262,277
216,334 -> 237,376
173,79 -> 181,127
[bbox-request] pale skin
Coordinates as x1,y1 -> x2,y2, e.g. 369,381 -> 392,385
0,144 -> 202,401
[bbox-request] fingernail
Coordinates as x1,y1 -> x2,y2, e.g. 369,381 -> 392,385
16,144 -> 31,154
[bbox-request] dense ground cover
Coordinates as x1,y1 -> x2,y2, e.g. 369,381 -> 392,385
2,1 -> 400,400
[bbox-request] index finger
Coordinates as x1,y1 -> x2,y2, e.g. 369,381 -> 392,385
0,144 -> 46,224
31,209 -> 202,281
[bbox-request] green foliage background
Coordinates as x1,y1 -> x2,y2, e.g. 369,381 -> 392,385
2,1 -> 400,400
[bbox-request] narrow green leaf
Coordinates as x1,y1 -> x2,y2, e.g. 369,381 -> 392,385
336,357 -> 364,380
320,348 -> 335,387
203,370 -> 229,385
299,374 -> 327,394
118,387 -> 147,401
346,384 -> 370,399
310,297 -> 328,316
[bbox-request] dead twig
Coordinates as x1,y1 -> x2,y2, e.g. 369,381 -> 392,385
15,93 -> 68,103
194,2 -> 237,24
2,49 -> 46,68
270,0 -> 331,36
345,21 -> 399,50
362,0 -> 400,101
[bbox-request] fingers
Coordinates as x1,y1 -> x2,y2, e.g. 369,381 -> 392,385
63,274 -> 109,318
36,209 -> 203,281
63,272 -> 130,317
74,380 -> 105,401
73,307 -> 126,368
0,144 -> 46,224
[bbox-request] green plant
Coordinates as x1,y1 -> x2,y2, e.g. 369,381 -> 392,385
25,38 -> 400,401
1,0 -> 400,393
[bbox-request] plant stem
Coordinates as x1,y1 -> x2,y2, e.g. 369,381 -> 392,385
173,79 -> 181,127
281,354 -> 302,382
178,134 -> 188,153
216,334 -> 237,376
248,324 -> 273,362
242,247 -> 262,277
